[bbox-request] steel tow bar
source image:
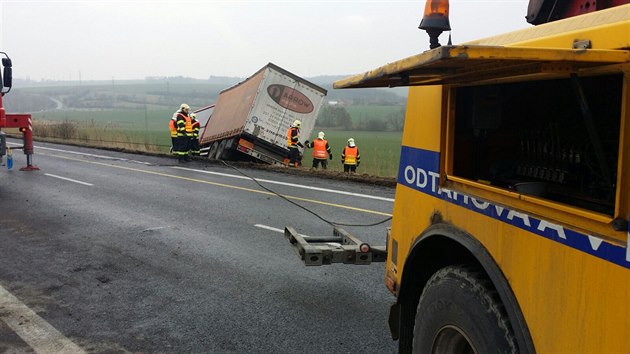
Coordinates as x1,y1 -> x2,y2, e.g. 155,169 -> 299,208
284,226 -> 386,266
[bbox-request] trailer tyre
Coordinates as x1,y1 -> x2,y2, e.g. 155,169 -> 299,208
215,139 -> 227,160
207,142 -> 219,160
221,138 -> 235,160
412,265 -> 517,354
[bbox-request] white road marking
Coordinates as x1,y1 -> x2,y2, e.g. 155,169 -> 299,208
22,143 -> 393,202
254,224 -> 310,238
174,166 -> 395,202
44,173 -> 93,186
18,144 -> 151,165
255,224 -> 344,247
0,284 -> 86,354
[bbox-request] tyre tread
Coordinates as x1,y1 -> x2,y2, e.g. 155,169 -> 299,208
413,265 -> 517,354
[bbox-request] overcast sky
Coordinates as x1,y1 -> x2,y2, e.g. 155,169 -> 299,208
1,0 -> 530,81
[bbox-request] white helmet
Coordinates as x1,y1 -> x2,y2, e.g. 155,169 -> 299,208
190,113 -> 197,119
292,120 -> 301,128
180,103 -> 190,112
317,131 -> 325,139
348,138 -> 355,147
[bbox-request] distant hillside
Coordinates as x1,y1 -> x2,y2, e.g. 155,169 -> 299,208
7,69 -> 407,114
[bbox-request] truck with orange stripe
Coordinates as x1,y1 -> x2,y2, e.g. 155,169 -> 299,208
290,0 -> 630,352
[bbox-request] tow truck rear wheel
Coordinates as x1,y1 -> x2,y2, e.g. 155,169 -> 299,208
412,265 -> 517,354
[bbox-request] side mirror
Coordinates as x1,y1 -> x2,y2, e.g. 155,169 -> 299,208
3,66 -> 12,89
1,57 -> 12,89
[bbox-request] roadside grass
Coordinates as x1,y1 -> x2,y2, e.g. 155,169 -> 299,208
32,120 -> 170,153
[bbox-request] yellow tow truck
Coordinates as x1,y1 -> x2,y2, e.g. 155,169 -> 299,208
287,0 -> 630,352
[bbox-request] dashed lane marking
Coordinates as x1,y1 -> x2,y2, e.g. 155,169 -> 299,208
44,173 -> 93,186
254,224 -> 310,237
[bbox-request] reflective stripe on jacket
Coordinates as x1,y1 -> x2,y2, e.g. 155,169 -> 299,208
176,112 -> 187,137
312,139 -> 330,159
287,127 -> 299,147
342,146 -> 359,165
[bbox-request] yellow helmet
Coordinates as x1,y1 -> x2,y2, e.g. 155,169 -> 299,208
190,113 -> 197,119
292,120 -> 301,128
180,103 -> 190,112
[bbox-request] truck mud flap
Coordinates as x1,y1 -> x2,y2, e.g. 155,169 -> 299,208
284,226 -> 386,266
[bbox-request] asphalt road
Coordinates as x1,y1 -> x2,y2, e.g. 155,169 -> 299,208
0,140 -> 397,353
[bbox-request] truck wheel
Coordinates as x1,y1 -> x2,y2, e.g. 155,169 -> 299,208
207,142 -> 219,160
215,139 -> 227,160
219,138 -> 235,160
412,265 -> 517,354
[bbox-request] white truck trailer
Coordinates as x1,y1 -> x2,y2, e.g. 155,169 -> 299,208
196,63 -> 327,165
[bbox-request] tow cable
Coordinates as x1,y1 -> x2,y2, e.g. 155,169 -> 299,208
219,160 -> 392,227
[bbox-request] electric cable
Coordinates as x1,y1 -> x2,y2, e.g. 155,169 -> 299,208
219,160 -> 392,227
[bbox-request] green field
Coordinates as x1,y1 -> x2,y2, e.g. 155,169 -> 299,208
345,105 -> 403,124
32,109 -> 174,130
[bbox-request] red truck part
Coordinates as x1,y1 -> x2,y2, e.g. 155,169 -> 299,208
0,52 -> 39,171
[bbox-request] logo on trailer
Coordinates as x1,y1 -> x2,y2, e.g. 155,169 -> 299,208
267,84 -> 313,113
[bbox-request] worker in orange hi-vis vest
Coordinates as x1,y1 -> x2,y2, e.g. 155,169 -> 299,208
169,116 -> 178,154
286,120 -> 304,167
341,137 -> 361,173
305,131 -> 332,170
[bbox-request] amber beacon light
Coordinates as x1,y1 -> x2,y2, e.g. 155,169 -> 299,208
419,0 -> 451,49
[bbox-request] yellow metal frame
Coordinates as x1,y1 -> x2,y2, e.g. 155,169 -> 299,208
334,46 -> 630,89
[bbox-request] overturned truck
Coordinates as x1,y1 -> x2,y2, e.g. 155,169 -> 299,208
196,63 -> 327,165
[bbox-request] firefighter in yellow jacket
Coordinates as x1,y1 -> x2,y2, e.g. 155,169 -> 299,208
286,120 -> 304,167
189,113 -> 201,156
172,103 -> 190,163
305,131 -> 332,170
341,138 -> 360,173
